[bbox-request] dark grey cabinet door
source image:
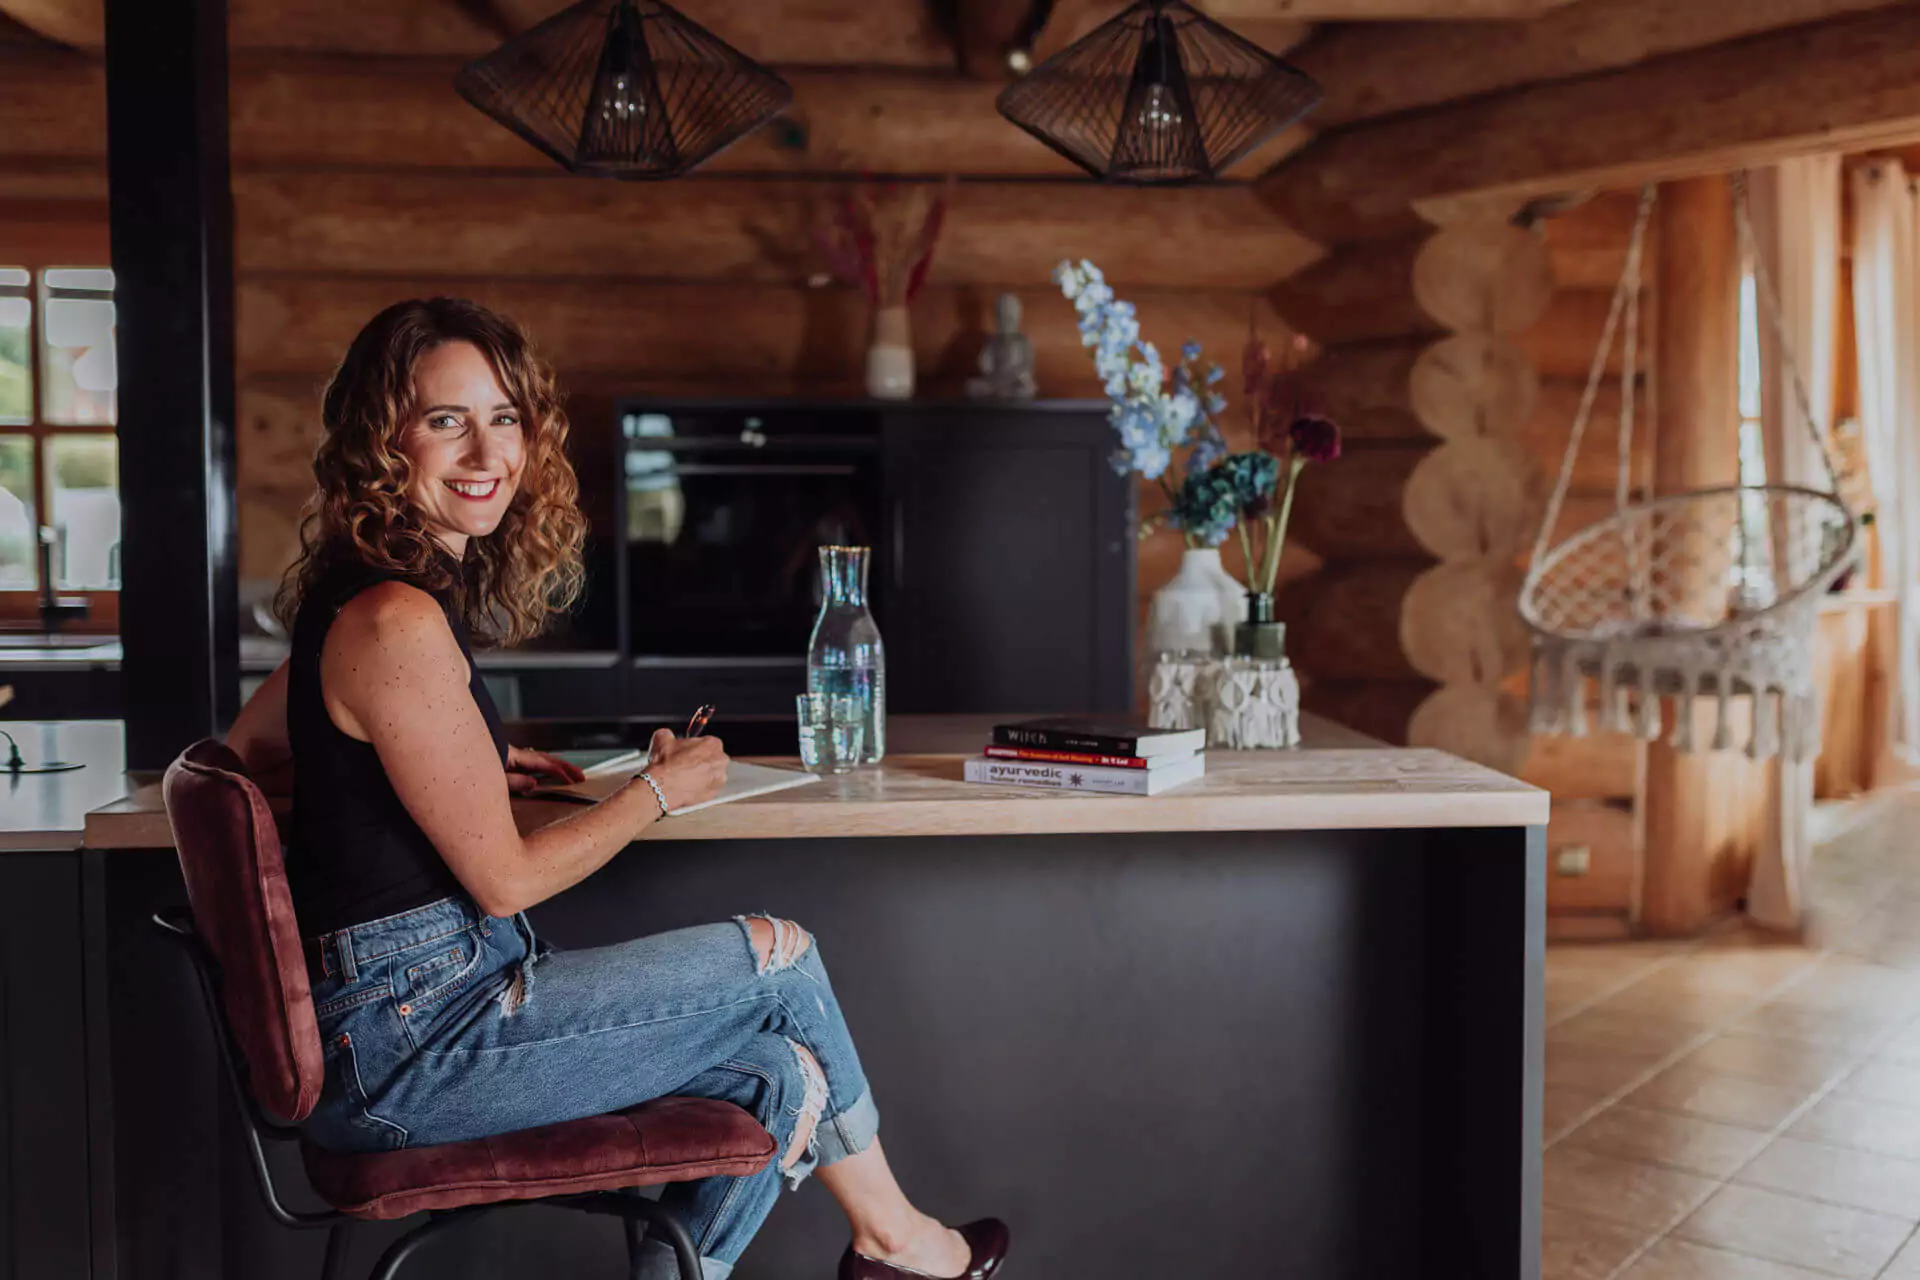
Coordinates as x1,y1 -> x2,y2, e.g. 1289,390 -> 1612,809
880,408 -> 1133,715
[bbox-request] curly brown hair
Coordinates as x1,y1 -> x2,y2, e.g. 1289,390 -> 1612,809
274,297 -> 587,646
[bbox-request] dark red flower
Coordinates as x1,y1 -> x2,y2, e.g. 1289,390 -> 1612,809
1288,413 -> 1343,464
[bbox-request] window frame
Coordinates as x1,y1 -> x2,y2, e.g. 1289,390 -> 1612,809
0,262 -> 119,629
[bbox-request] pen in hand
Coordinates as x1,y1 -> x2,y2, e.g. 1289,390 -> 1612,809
684,704 -> 717,739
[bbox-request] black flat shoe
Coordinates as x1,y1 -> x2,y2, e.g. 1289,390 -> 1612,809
837,1219 -> 1009,1280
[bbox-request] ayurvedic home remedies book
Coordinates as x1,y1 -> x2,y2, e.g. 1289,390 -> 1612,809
964,755 -> 1205,796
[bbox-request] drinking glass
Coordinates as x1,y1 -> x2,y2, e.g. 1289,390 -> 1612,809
797,692 -> 865,775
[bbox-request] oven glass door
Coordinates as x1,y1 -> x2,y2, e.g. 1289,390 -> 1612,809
623,407 -> 881,659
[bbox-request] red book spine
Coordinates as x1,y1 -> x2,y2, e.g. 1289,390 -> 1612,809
981,746 -> 1148,770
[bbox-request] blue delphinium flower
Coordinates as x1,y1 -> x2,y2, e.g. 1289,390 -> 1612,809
1055,259 -> 1228,506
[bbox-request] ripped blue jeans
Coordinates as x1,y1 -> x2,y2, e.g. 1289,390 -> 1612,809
302,896 -> 880,1280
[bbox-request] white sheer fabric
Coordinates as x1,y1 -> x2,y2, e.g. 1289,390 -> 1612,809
1850,160 -> 1920,756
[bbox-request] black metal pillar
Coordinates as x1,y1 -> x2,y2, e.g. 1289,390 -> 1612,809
104,0 -> 240,769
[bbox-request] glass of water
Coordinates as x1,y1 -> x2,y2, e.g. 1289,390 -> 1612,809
797,693 -> 865,775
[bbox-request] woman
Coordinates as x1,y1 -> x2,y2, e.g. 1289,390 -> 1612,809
226,297 -> 1007,1280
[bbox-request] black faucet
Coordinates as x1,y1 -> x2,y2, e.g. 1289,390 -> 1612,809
37,527 -> 90,635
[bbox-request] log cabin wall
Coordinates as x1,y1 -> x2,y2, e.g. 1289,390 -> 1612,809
0,1 -> 1319,605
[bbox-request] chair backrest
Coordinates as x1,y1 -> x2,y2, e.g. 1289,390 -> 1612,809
162,739 -> 324,1123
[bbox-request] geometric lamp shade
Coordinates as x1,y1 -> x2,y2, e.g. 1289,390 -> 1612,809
996,0 -> 1321,184
455,0 -> 794,180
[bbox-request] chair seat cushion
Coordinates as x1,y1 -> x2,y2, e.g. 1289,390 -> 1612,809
303,1096 -> 776,1220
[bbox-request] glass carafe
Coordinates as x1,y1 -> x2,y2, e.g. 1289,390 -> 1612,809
806,545 -> 886,764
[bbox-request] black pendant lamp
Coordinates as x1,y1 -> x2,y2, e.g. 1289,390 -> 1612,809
996,0 -> 1321,184
455,0 -> 793,180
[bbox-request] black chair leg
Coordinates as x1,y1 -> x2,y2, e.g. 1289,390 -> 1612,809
364,1209 -> 481,1280
320,1220 -> 357,1280
605,1194 -> 702,1280
623,1190 -> 649,1280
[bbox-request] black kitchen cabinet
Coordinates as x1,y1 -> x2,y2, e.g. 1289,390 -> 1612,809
879,405 -> 1133,715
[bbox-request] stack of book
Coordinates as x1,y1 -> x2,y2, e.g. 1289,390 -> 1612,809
963,718 -> 1206,796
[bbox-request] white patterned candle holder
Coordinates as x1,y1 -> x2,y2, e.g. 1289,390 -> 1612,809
1148,653 -> 1301,749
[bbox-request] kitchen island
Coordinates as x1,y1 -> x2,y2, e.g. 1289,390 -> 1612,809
17,717 -> 1548,1280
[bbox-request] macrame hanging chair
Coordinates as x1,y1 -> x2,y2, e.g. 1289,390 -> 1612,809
1518,178 -> 1858,761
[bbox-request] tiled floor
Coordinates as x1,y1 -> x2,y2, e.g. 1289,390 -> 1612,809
1544,789 -> 1920,1279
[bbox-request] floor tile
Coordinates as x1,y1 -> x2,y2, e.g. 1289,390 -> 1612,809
1677,1033 -> 1859,1092
1881,1229 -> 1920,1278
1543,1146 -> 1720,1232
1542,1204 -> 1654,1280
1787,1094 -> 1920,1160
1839,1059 -> 1920,1109
1551,1008 -> 1712,1058
1726,1002 -> 1897,1051
1674,1184 -> 1911,1278
1564,1104 -> 1770,1179
1617,1237 -> 1838,1279
1735,1136 -> 1920,1219
1545,1086 -> 1611,1144
1628,1063 -> 1813,1131
1548,1041 -> 1672,1096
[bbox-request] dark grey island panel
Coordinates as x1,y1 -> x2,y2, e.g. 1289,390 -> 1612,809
90,822 -> 1543,1280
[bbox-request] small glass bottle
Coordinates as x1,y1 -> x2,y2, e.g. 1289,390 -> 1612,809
806,545 -> 886,764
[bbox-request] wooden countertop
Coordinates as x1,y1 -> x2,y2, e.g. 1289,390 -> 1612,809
2,720 -> 137,851
84,747 -> 1545,849
7,712 -> 1545,851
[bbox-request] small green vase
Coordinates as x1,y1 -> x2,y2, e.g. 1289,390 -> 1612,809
1234,591 -> 1287,661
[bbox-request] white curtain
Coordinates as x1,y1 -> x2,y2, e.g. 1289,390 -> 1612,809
1850,160 -> 1920,754
1746,156 -> 1842,930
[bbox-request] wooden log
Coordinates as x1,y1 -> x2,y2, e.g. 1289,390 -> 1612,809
234,276 -> 1287,396
1294,0 -> 1908,129
0,52 -> 1310,179
1284,560 -> 1429,682
1412,219 -> 1555,335
1516,288 -> 1647,381
1262,6 -> 1920,244
0,0 -> 99,48
1399,557 -> 1531,686
0,156 -> 105,202
1521,732 -> 1642,801
1540,189 -> 1660,292
1288,444 -> 1426,558
1519,378 -> 1652,495
1543,799 -> 1639,914
1402,436 -> 1545,560
0,197 -> 108,260
1408,682 -> 1530,775
1641,175 -> 1750,937
1269,220 -> 1553,346
1408,333 -> 1540,441
230,171 -> 1323,290
230,0 -> 955,65
1299,678 -> 1437,746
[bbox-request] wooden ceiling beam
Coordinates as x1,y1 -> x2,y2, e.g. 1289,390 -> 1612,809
0,51 -> 1310,178
1294,0 -> 1910,129
1203,0 -> 1574,18
1260,4 -> 1920,244
228,169 -> 1323,288
0,0 -> 99,49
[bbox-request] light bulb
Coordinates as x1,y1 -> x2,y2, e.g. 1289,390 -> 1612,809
1135,83 -> 1181,136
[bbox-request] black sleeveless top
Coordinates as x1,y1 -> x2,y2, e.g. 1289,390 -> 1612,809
286,555 -> 508,938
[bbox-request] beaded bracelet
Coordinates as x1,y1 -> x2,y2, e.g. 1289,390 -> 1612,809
635,770 -> 671,817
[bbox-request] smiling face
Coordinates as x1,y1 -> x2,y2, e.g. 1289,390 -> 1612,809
397,340 -> 528,558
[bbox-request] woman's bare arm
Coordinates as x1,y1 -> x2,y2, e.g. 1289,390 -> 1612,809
324,582 -> 725,917
227,659 -> 297,794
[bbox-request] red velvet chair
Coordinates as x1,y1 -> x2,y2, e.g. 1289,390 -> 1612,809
155,739 -> 776,1280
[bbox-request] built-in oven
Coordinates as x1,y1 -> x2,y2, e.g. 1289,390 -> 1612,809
616,400 -> 884,716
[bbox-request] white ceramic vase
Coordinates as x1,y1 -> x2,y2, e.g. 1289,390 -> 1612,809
865,304 -> 915,400
1145,547 -> 1248,658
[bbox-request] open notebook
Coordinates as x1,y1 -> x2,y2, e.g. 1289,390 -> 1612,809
530,757 -> 820,815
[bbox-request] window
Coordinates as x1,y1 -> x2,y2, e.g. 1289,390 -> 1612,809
0,265 -> 119,626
